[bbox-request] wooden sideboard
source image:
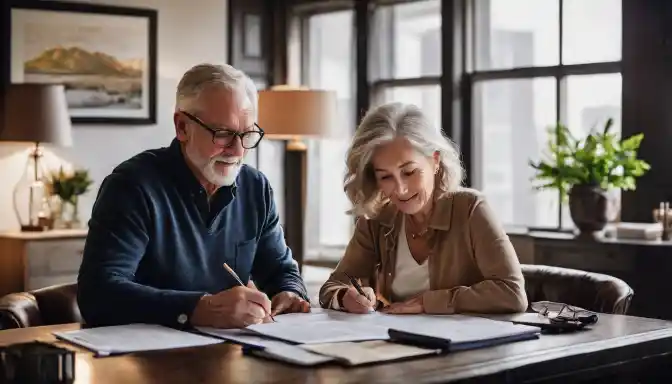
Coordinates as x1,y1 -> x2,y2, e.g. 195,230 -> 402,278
509,228 -> 672,320
0,229 -> 87,296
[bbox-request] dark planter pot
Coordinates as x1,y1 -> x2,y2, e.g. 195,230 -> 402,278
568,184 -> 609,240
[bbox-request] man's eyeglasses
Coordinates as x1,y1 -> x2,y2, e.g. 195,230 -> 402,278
180,110 -> 264,149
531,301 -> 599,325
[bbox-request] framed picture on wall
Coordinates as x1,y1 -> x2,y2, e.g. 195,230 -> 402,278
4,1 -> 157,125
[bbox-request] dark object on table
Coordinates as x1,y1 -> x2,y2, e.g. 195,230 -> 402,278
523,301 -> 599,334
0,341 -> 75,384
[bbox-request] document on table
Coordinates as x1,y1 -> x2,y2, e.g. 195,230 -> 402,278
53,324 -> 222,357
301,340 -> 441,365
247,320 -> 390,344
199,309 -> 540,366
196,327 -> 436,366
195,327 -> 335,366
244,308 -> 540,349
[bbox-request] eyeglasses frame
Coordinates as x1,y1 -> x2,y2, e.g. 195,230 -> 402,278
531,301 -> 599,325
179,110 -> 265,149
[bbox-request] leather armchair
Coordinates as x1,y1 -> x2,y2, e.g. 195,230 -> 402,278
0,283 -> 82,329
522,264 -> 634,315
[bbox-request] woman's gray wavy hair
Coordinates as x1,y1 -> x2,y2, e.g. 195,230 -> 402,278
344,102 -> 465,218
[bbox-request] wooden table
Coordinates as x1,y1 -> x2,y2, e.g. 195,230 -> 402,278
2,314 -> 672,383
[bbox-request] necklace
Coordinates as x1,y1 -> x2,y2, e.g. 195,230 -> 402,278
406,215 -> 430,239
411,228 -> 429,239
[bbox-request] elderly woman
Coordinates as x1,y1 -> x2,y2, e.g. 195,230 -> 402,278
319,102 -> 528,315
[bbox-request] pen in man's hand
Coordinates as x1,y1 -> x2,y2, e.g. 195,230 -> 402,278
343,272 -> 367,296
223,263 -> 276,322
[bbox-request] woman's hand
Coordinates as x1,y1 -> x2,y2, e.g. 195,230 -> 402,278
380,294 -> 424,314
342,286 -> 377,314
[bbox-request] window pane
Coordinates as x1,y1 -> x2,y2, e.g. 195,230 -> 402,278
475,0 -> 559,70
304,11 -> 354,253
473,78 -> 558,227
562,0 -> 621,64
371,0 -> 441,80
376,85 -> 441,133
560,73 -> 622,228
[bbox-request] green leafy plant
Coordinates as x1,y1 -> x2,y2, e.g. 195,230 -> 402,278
48,167 -> 94,204
528,118 -> 651,201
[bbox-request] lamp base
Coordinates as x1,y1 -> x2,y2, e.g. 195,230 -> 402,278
286,136 -> 307,151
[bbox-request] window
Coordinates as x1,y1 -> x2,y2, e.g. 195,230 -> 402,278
375,85 -> 441,132
301,10 -> 355,259
475,0 -> 558,70
470,0 -> 621,229
370,0 -> 442,130
371,0 -> 442,80
473,78 -> 558,227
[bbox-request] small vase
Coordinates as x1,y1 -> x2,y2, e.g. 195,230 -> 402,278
568,184 -> 609,240
60,196 -> 81,229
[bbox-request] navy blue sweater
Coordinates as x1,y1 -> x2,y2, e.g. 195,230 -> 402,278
77,138 -> 307,328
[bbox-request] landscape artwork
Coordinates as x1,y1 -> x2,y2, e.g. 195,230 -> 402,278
9,6 -> 156,124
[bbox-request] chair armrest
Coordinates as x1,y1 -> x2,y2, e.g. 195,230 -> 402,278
0,292 -> 42,329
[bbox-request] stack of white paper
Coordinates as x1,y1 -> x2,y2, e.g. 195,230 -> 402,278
53,324 -> 222,356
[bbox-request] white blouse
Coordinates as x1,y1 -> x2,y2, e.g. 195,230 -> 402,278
390,219 -> 430,302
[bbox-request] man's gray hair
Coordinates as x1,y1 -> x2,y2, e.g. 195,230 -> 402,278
344,102 -> 465,218
175,63 -> 258,119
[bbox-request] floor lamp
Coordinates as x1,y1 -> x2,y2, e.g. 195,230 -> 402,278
0,84 -> 73,231
258,86 -> 337,271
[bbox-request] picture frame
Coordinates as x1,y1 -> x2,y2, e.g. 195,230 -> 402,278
2,0 -> 157,125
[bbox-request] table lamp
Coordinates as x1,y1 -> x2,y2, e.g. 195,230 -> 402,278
0,83 -> 73,231
257,86 -> 337,269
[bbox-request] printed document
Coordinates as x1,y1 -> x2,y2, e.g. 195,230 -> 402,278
53,324 -> 222,356
244,308 -> 539,346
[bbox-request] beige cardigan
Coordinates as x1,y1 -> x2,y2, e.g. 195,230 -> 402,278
318,188 -> 528,314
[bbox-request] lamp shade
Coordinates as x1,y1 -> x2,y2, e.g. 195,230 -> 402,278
257,86 -> 338,139
0,83 -> 73,146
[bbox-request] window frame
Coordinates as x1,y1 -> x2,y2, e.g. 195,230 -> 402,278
465,0 -> 622,231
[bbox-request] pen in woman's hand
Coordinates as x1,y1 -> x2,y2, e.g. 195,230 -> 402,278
343,272 -> 366,296
223,263 -> 276,322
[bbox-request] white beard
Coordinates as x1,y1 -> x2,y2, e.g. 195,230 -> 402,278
186,145 -> 242,187
203,158 -> 241,186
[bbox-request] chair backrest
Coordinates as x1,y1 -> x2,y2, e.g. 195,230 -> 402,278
522,264 -> 634,314
0,283 -> 81,329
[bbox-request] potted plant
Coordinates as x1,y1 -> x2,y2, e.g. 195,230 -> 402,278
529,118 -> 650,238
47,167 -> 94,229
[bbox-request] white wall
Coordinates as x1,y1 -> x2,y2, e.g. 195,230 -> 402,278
0,0 -> 228,231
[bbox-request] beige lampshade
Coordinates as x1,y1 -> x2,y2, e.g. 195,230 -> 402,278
257,86 -> 338,139
0,83 -> 73,146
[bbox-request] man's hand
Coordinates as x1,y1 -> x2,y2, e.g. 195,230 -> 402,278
270,291 -> 310,316
190,286 -> 272,328
380,294 -> 424,314
342,286 -> 376,314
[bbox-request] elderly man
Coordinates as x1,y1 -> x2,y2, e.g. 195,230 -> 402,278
78,63 -> 309,329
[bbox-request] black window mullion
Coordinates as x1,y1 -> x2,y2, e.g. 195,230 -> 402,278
556,0 -> 564,229
471,62 -> 620,81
